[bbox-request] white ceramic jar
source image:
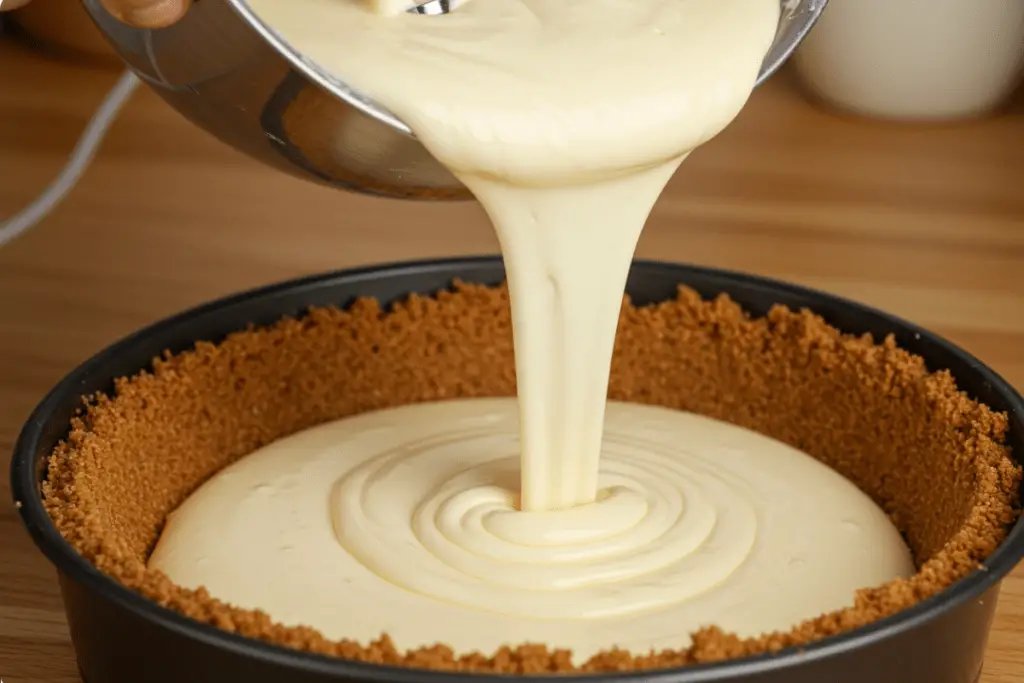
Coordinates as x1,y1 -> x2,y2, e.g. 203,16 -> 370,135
792,0 -> 1024,121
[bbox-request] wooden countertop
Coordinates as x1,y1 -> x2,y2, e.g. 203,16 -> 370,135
1,37 -> 1023,683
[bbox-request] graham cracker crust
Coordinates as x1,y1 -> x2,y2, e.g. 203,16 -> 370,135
42,282 -> 1021,674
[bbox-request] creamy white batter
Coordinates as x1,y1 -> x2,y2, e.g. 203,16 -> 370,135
149,0 -> 916,660
244,0 -> 781,511
151,398 -> 914,660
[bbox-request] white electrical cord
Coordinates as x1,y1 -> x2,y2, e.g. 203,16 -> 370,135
0,68 -> 141,249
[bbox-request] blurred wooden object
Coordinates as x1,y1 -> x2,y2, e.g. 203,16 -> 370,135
7,0 -> 119,66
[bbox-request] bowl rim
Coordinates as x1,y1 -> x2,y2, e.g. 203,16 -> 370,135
10,256 -> 1024,682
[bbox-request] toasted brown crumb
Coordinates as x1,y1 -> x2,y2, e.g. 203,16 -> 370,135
42,283 -> 1021,674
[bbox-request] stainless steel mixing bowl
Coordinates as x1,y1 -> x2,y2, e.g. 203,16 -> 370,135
80,0 -> 829,200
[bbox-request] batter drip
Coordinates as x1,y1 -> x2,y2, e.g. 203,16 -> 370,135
151,398 -> 914,661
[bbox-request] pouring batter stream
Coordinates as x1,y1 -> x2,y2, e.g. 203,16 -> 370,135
242,0 -> 784,511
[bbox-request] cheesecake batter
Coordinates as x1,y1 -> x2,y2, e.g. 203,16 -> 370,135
151,398 -> 915,661
150,0 -> 916,661
244,0 -> 782,511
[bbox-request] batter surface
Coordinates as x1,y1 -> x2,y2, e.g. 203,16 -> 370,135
151,398 -> 914,662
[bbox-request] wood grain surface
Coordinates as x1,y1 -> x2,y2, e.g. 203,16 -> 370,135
1,36 -> 1023,683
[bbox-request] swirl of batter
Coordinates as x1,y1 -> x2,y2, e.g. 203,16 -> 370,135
150,398 -> 915,660
331,426 -> 758,619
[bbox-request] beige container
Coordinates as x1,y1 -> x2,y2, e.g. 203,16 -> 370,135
792,0 -> 1024,121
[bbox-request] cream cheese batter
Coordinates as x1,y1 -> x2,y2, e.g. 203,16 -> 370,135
243,0 -> 781,511
150,0 -> 916,660
151,398 -> 915,661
